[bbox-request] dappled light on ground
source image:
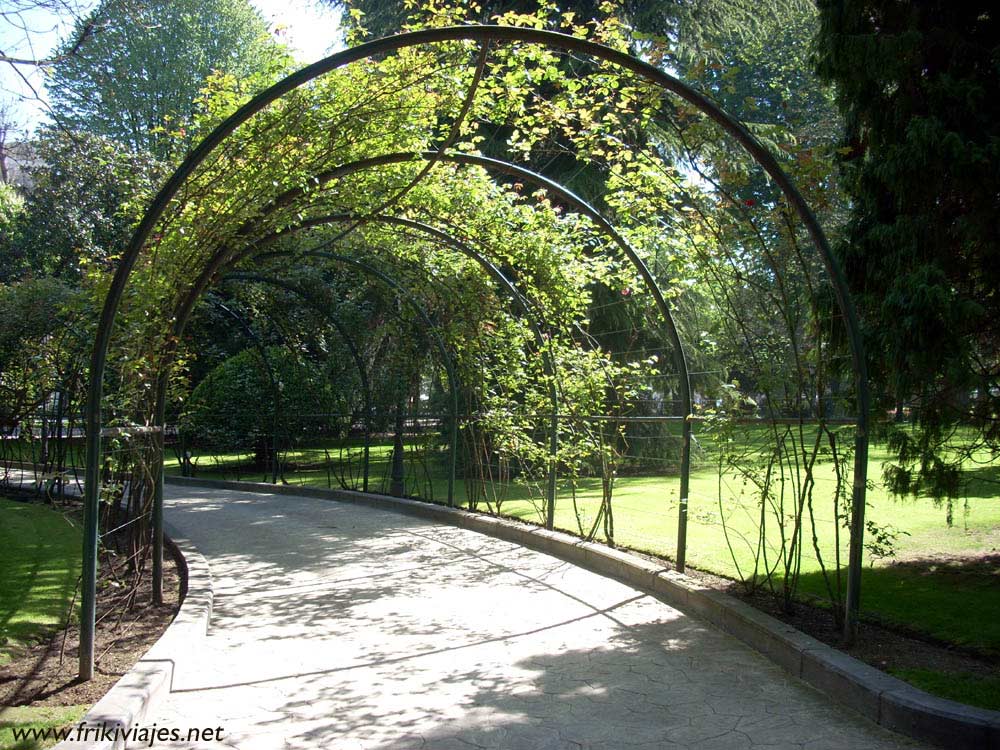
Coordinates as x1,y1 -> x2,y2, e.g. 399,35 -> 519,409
133,487 -> 926,749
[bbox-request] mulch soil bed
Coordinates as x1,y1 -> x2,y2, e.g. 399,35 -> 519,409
678,559 -> 1000,681
0,498 -> 183,710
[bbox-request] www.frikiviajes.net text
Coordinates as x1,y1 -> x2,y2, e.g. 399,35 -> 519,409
11,722 -> 225,746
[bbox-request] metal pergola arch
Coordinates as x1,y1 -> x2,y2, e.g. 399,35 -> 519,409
131,145 -> 693,513
254,236 -> 569,520
209,148 -> 696,565
166,148 -> 696,542
218,273 -> 378,492
145,246 -> 466,618
243,251 -> 462,500
275,216 -> 566,527
214,272 -> 443,496
154,210 -> 572,612
274,228 -> 587,532
81,25 -> 872,680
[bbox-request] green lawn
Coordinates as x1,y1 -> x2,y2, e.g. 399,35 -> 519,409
0,706 -> 88,750
797,556 -> 1000,655
0,500 -> 87,750
0,497 -> 82,665
890,670 -> 1000,712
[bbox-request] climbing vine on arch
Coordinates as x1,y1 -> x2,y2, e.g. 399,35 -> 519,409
73,4 -> 874,685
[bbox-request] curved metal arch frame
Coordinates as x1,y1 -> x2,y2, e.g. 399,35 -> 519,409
82,24 -> 872,679
176,145 -> 694,541
219,273 -> 378,494
290,214 -> 564,528
223,148 -> 694,556
284,251 -> 462,503
279,217 -> 592,533
155,209 -> 566,608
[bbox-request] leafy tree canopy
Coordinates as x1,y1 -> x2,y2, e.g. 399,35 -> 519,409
47,0 -> 290,160
0,128 -> 160,282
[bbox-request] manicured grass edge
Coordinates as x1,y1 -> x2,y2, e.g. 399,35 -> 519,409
892,669 -> 1000,713
0,706 -> 88,750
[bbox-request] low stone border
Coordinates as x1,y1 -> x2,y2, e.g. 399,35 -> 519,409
55,523 -> 214,750
167,474 -> 1000,750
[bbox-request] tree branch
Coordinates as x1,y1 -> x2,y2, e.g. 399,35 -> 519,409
0,20 -> 94,66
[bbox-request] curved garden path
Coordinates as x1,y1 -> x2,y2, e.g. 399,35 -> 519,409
136,485 -> 927,749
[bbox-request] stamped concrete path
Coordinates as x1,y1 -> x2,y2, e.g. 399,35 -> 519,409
139,485 -> 927,750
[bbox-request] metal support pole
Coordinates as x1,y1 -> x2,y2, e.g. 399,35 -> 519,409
448,375 -> 458,507
362,400 -> 371,493
843,413 -> 870,644
79,421 -> 100,680
546,412 -> 558,530
675,417 -> 692,572
390,400 -> 405,496
152,379 -> 167,605
152,441 -> 164,604
153,388 -> 167,604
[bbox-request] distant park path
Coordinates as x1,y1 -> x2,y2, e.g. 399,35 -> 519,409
135,485 -> 927,749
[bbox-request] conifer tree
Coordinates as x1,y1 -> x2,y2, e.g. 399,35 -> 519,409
816,1 -> 1000,496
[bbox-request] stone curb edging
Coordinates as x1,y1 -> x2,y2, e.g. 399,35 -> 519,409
54,523 -> 214,750
166,474 -> 1000,750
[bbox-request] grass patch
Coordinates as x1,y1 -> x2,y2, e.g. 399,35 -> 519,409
0,705 -> 88,750
890,669 -> 1000,712
797,558 -> 1000,655
0,498 -> 82,665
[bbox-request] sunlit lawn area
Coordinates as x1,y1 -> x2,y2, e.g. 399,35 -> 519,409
0,706 -> 88,750
162,428 -> 1000,654
0,497 -> 81,666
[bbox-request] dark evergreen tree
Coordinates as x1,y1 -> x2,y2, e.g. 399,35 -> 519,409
815,1 -> 1000,497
